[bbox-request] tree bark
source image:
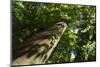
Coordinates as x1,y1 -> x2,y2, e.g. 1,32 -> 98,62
12,22 -> 67,66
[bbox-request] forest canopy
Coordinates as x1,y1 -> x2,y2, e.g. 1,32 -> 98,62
12,1 -> 96,63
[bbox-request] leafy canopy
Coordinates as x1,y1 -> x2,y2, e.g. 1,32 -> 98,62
12,1 -> 96,63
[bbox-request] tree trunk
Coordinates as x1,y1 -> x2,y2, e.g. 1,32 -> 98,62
12,22 -> 67,66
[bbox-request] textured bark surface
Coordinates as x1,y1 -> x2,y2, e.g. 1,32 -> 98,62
12,22 -> 67,66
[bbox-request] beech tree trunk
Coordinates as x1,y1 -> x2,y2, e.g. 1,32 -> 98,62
12,22 -> 67,66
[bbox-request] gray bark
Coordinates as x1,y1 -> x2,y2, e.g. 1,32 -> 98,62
12,22 -> 67,66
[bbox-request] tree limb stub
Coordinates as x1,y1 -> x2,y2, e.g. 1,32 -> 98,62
12,22 -> 67,66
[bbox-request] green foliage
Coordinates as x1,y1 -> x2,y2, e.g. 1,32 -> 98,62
12,1 -> 96,63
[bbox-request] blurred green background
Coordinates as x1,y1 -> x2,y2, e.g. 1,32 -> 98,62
12,1 -> 96,63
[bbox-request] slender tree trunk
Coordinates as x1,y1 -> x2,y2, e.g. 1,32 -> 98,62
12,22 -> 67,66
